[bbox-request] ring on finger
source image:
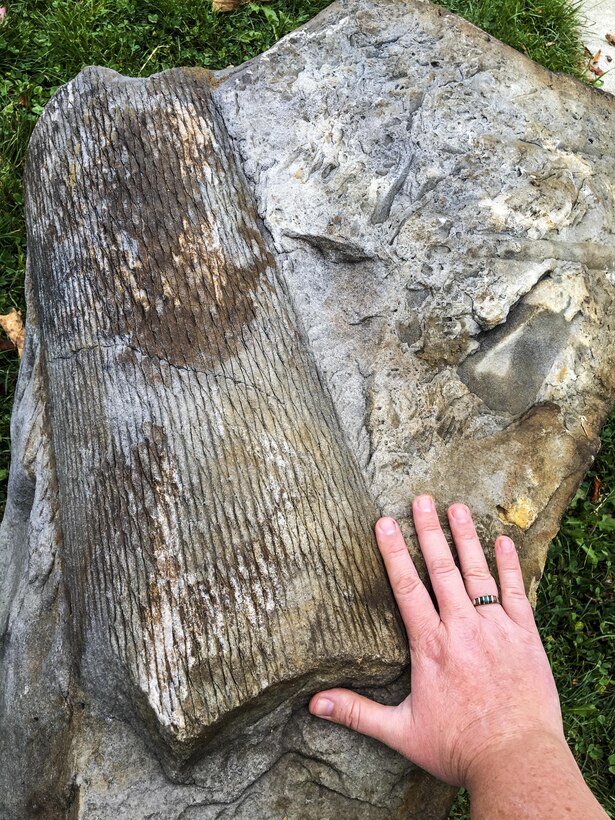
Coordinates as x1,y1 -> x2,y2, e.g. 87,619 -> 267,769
472,594 -> 500,607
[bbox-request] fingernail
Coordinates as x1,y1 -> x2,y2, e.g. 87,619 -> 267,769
416,495 -> 434,512
377,517 -> 397,535
450,504 -> 469,523
499,536 -> 514,552
312,698 -> 334,717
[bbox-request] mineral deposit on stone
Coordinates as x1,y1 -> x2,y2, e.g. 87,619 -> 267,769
1,0 -> 614,817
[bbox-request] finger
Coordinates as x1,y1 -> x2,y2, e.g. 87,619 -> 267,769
375,517 -> 440,641
309,688 -> 404,750
495,536 -> 536,628
447,504 -> 499,607
412,495 -> 474,620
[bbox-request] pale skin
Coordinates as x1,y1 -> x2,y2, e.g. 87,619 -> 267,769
309,495 -> 608,819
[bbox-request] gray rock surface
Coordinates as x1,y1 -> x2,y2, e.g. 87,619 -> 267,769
1,0 -> 615,817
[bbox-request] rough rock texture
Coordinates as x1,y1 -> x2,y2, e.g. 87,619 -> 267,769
1,0 -> 615,817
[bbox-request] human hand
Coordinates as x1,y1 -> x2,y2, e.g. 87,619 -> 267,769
309,495 -> 565,788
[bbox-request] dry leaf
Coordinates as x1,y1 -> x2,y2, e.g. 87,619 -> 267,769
589,64 -> 605,77
592,49 -> 602,63
608,55 -> 613,62
212,0 -> 249,11
212,0 -> 271,11
0,308 -> 25,357
606,33 -> 615,45
591,475 -> 602,503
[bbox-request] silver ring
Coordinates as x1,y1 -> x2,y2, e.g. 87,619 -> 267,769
472,594 -> 499,607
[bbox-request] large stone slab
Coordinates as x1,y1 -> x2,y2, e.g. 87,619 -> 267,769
1,0 -> 614,817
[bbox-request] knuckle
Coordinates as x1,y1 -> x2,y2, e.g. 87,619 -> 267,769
345,698 -> 362,732
455,524 -> 477,540
388,541 -> 410,559
458,533 -> 482,552
418,628 -> 445,662
418,519 -> 443,536
463,563 -> 492,582
395,571 -> 422,598
505,585 -> 529,602
457,624 -> 485,657
459,620 -> 481,645
429,557 -> 457,576
502,569 -> 523,586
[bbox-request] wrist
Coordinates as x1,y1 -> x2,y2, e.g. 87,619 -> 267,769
465,728 -> 573,791
465,729 -> 608,819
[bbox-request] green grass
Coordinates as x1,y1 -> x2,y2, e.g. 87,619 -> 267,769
537,428 -> 615,812
0,0 -> 612,816
439,0 -> 588,77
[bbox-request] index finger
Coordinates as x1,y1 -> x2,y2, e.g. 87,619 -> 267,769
375,517 -> 440,642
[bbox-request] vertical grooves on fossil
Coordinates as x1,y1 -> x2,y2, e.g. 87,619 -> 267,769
24,68 -> 405,751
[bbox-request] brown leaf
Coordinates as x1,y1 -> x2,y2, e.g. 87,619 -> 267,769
606,33 -> 615,45
212,0 -> 248,11
591,475 -> 603,503
592,49 -> 602,64
0,307 -> 25,357
589,64 -> 605,76
212,0 -> 270,10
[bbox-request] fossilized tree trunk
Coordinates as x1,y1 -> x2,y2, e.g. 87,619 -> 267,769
2,0 -> 615,817
25,68 -> 406,764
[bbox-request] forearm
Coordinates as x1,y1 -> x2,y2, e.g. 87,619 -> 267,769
467,731 -> 608,819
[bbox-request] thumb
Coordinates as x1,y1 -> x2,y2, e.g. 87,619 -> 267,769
309,688 -> 404,750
